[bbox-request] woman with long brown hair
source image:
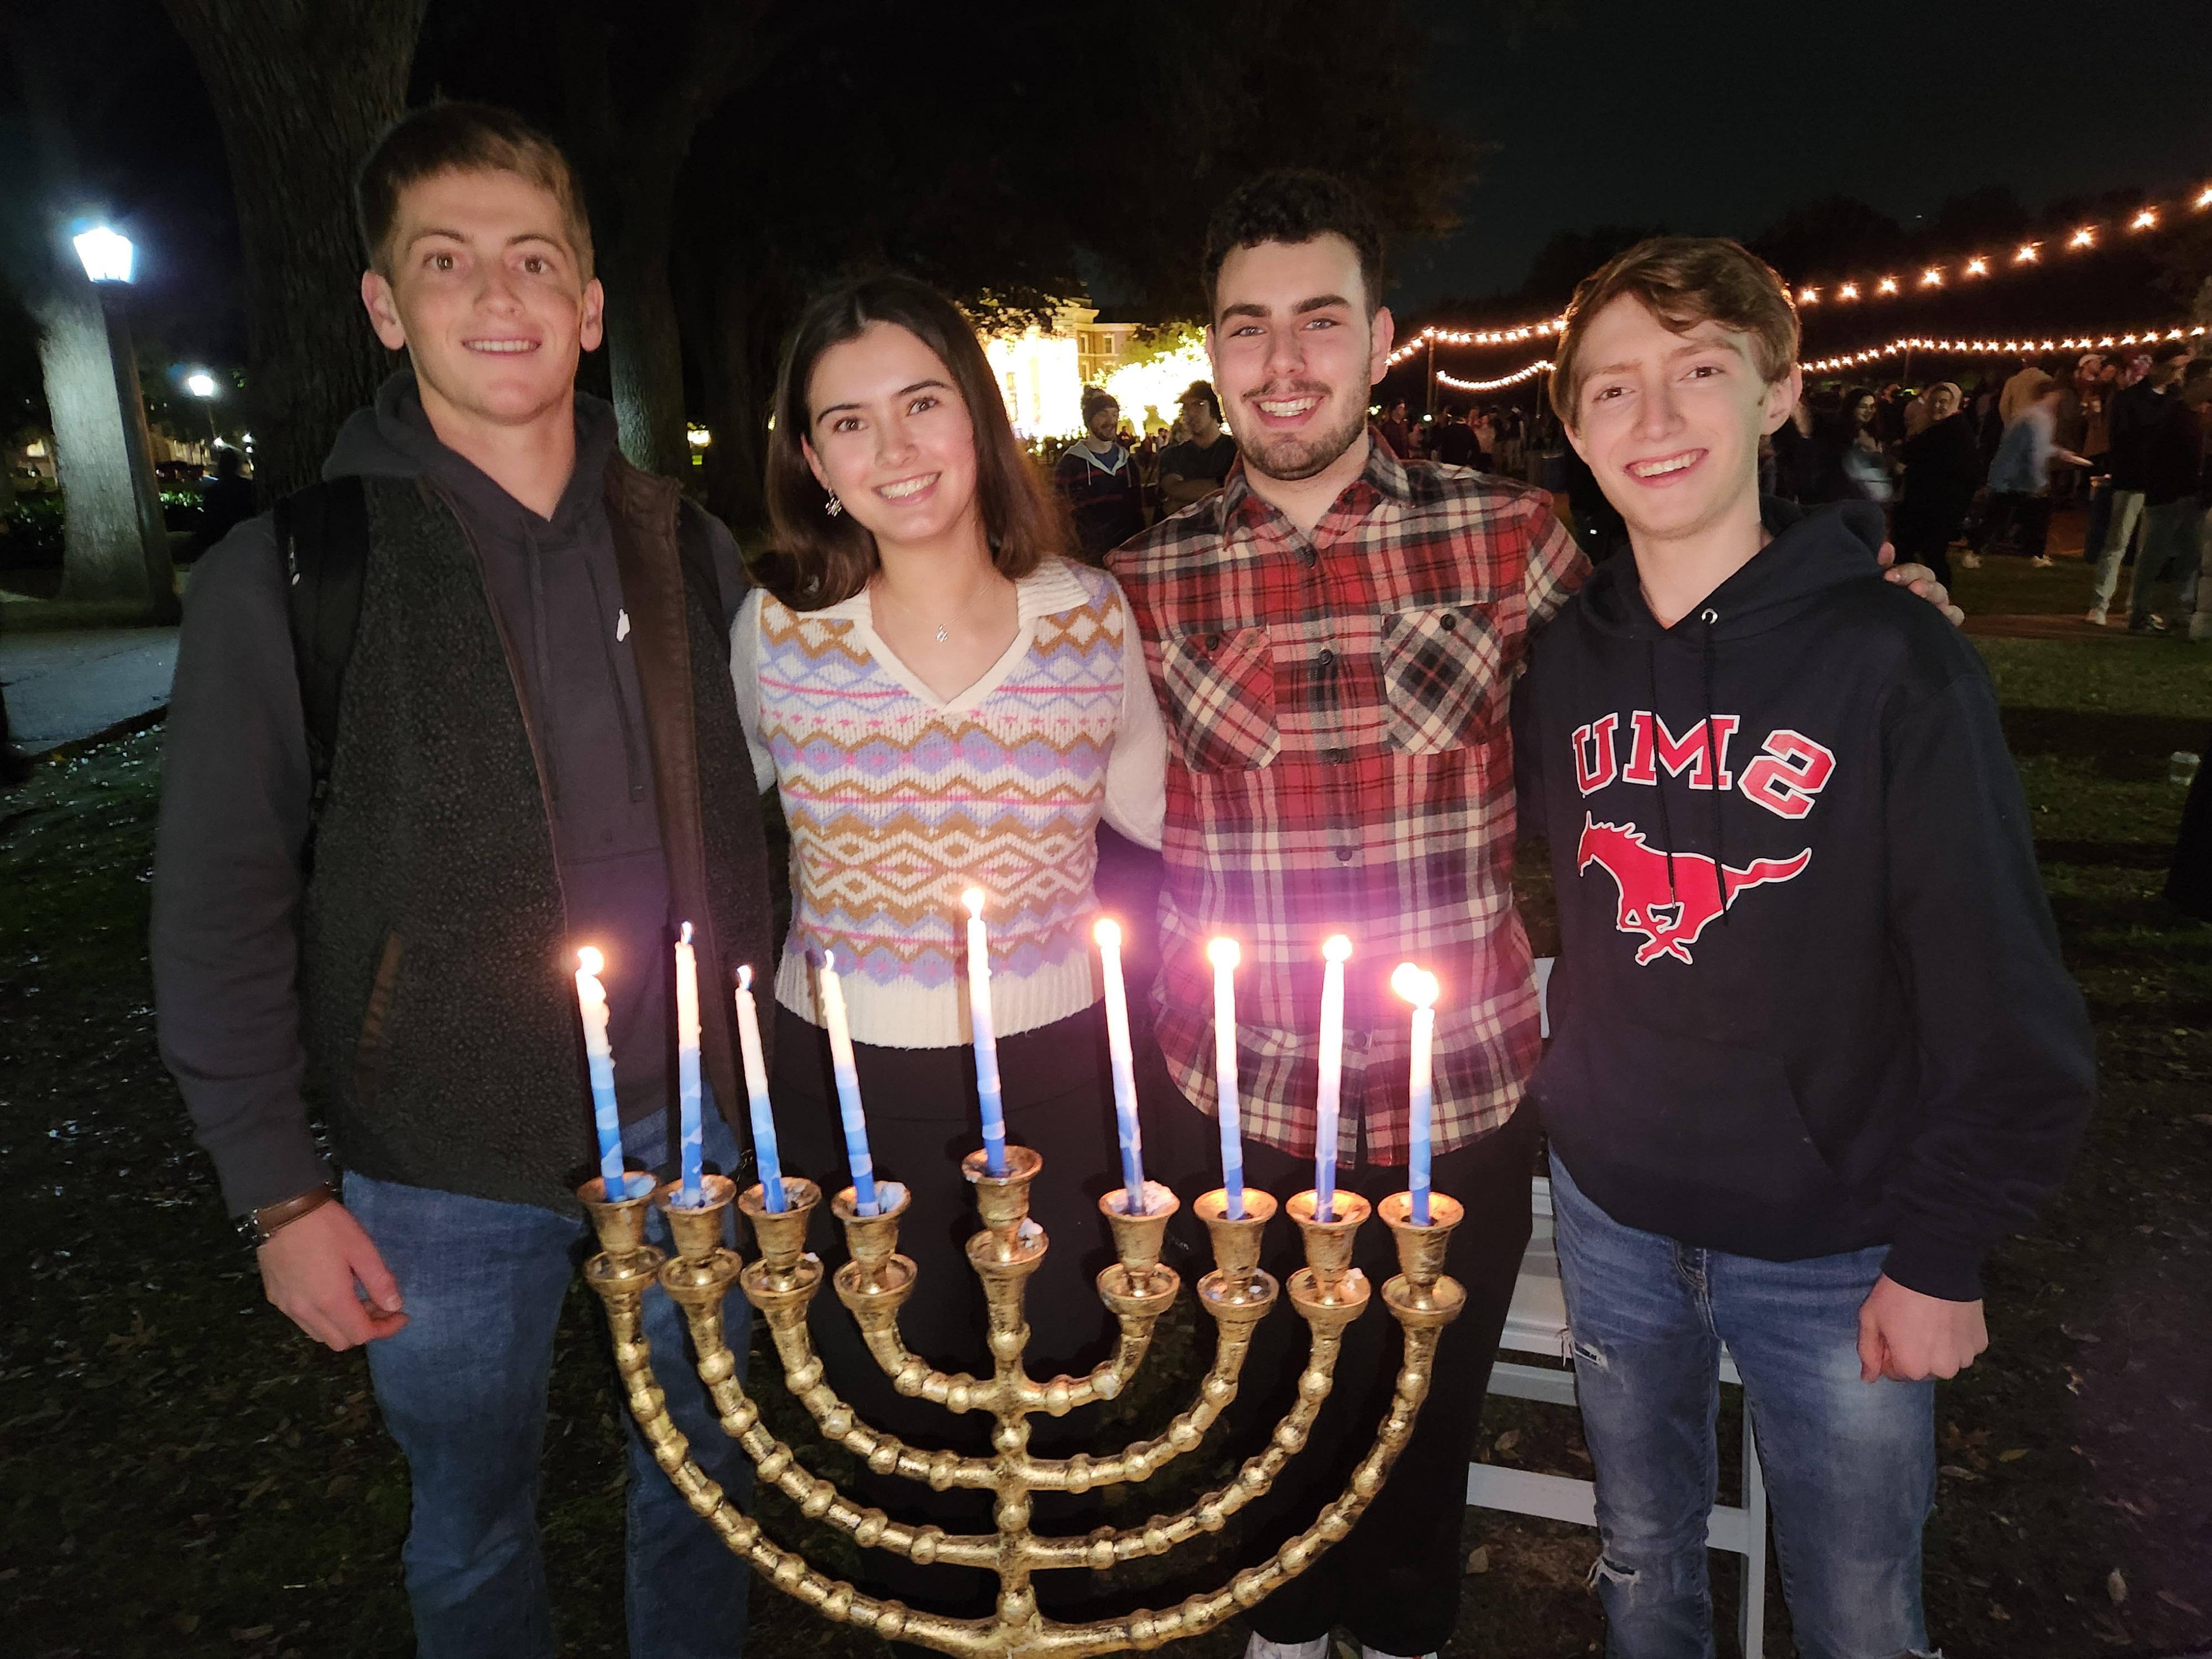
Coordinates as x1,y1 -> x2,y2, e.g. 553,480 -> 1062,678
729,272 -> 1167,1633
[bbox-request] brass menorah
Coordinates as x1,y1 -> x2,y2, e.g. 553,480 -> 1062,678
578,1147 -> 1466,1656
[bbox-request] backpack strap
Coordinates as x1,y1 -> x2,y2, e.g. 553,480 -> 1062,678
272,475 -> 371,812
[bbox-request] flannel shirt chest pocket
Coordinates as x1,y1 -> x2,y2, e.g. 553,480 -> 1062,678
1379,604 -> 1503,755
1161,627 -> 1280,771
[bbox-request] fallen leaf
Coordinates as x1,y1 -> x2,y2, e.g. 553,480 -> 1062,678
1997,1448 -> 2028,1462
2158,1590 -> 2203,1616
1939,1464 -> 1980,1480
231,1627 -> 274,1642
171,1613 -> 200,1634
1493,1430 -> 1520,1453
1465,1545 -> 1490,1575
2108,1569 -> 2128,1605
1988,1603 -> 2010,1621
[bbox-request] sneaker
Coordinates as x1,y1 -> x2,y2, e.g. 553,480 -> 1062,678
1959,550 -> 1983,568
2030,555 -> 2054,567
2085,604 -> 2109,626
1245,1637 -> 1331,1659
2127,616 -> 2168,635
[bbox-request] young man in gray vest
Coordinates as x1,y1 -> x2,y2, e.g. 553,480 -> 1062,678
151,103 -> 773,1657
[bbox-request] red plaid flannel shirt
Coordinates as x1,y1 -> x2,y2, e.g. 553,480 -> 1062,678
1110,440 -> 1589,1166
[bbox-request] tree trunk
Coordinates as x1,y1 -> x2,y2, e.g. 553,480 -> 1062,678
37,276 -> 174,615
161,0 -> 427,503
601,215 -> 691,481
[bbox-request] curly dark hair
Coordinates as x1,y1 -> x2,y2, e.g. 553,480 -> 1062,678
1200,169 -> 1386,320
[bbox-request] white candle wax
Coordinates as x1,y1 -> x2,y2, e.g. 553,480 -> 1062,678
575,947 -> 628,1196
1207,937 -> 1246,1220
674,922 -> 704,1207
1094,919 -> 1146,1212
963,888 -> 1009,1177
1393,963 -> 1439,1227
734,965 -> 784,1212
816,952 -> 879,1214
1314,934 -> 1351,1222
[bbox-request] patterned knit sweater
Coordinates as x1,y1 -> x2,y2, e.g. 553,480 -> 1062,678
732,556 -> 1166,1048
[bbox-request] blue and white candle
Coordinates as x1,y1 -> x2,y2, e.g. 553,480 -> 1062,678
1392,962 -> 1439,1226
1207,937 -> 1246,1219
1093,919 -> 1147,1213
573,947 -> 636,1198
734,965 -> 784,1211
674,922 -> 705,1208
815,951 -> 879,1215
962,888 -> 1009,1177
1314,935 -> 1352,1222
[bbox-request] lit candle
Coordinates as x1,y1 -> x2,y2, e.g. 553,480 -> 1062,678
1314,934 -> 1352,1222
1207,937 -> 1246,1219
1093,918 -> 1146,1213
815,950 -> 879,1215
962,888 -> 1009,1177
573,947 -> 633,1197
1392,963 -> 1440,1226
734,966 -> 784,1212
674,922 -> 705,1207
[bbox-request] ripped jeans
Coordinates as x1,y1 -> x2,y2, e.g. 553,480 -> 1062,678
1550,1154 -> 1937,1659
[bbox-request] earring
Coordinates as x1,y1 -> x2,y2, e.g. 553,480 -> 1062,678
824,488 -> 843,518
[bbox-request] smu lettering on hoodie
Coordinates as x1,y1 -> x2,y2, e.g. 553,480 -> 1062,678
1512,498 -> 2095,1301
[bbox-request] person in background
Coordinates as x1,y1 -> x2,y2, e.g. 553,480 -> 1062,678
1874,380 -> 1908,448
1902,382 -> 1933,440
2089,341 -> 2193,625
1157,379 -> 1240,511
1999,354 -> 2048,427
1471,404 -> 1498,467
2124,357 -> 2212,634
1432,400 -> 1478,467
1892,380 -> 1978,588
194,445 -> 257,556
1376,395 -> 1412,460
1053,386 -> 1149,561
1984,376 -> 2091,567
2049,361 -> 2089,505
1807,385 -> 1896,505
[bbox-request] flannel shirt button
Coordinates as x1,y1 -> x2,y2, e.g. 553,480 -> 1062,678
1316,646 -> 1336,667
1326,746 -> 1351,764
1441,611 -> 1459,630
1298,545 -> 1318,566
1334,846 -> 1354,862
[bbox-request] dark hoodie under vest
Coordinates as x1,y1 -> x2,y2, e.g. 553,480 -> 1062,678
1511,498 -> 2095,1301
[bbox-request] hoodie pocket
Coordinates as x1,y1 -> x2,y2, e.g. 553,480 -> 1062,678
1380,604 -> 1501,754
1550,1015 -> 1844,1245
353,932 -> 404,1110
1160,627 -> 1280,772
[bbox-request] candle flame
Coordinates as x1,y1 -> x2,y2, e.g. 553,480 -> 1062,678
1094,917 -> 1123,950
680,920 -> 694,945
1391,962 -> 1439,1008
577,946 -> 604,977
1207,937 -> 1240,971
962,886 -> 986,919
736,964 -> 753,992
1323,933 -> 1352,964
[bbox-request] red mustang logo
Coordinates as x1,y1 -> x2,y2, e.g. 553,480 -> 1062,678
1577,816 -> 1813,966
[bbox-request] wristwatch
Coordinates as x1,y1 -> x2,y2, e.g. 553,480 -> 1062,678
236,1181 -> 337,1250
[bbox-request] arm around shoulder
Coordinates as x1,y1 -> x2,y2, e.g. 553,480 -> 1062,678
727,587 -> 779,795
1102,581 -> 1166,851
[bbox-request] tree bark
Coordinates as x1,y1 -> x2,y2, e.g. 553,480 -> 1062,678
36,277 -> 171,608
160,0 -> 427,503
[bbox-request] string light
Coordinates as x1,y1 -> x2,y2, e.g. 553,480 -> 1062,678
1797,322 -> 2205,376
1437,359 -> 1552,393
1394,174 -> 2210,356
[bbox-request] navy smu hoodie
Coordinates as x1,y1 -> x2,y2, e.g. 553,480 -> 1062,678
1512,498 -> 2095,1301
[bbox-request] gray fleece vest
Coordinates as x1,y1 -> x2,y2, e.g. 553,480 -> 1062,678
300,469 -> 773,1214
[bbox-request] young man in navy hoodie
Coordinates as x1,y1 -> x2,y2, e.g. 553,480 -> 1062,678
1512,238 -> 2096,1658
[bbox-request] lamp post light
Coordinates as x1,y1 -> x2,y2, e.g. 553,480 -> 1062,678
62,222 -> 178,621
186,371 -> 220,451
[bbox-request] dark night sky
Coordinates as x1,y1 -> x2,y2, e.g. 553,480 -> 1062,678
1398,0 -> 2212,307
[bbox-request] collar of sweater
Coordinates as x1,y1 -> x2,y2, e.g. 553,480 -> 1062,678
811,556 -> 1095,626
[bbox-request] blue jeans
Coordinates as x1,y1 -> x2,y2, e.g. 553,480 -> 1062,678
349,1109 -> 753,1659
1550,1154 -> 1937,1659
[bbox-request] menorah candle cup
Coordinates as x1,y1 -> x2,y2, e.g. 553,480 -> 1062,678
1286,1189 -> 1371,1319
962,1145 -> 1042,1257
1097,1186 -> 1183,1317
1193,1186 -> 1276,1296
578,1173 -> 665,1297
654,1172 -> 737,1261
832,1181 -> 918,1309
1377,1191 -> 1468,1328
739,1176 -> 821,1286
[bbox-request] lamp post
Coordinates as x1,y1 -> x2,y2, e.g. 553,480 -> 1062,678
186,371 -> 220,452
60,224 -> 178,622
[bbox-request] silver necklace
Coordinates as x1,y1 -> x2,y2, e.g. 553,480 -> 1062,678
873,581 -> 961,643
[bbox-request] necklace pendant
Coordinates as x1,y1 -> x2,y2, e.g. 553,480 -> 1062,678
935,625 -> 950,643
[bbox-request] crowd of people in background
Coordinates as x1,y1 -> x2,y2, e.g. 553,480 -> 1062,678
1761,340 -> 2212,639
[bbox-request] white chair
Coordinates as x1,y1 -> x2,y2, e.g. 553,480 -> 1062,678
1469,960 -> 1770,1657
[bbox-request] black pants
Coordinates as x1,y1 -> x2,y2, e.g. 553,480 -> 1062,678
770,1001 -> 1185,1644
1981,489 -> 2051,559
1148,1088 -> 1541,1657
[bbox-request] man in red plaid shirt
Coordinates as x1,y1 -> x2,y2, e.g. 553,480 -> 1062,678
1111,169 -> 1579,1659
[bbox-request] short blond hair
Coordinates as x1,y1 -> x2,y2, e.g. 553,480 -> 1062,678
357,101 -> 594,282
1552,236 -> 1797,425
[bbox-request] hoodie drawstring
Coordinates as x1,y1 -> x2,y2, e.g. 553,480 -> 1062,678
1700,608 -> 1731,926
525,526 -> 561,810
583,557 -> 648,804
1646,641 -> 1681,912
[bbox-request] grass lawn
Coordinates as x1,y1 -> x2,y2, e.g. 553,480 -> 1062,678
2,554 -> 2206,1655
